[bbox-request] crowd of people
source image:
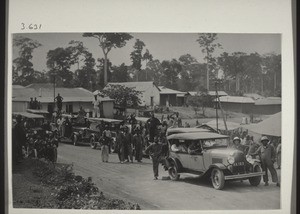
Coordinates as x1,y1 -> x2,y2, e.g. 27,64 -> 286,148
29,97 -> 42,110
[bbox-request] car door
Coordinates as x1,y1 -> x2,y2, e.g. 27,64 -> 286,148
188,154 -> 205,172
188,142 -> 205,172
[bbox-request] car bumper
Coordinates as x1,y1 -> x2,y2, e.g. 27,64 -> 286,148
225,171 -> 265,180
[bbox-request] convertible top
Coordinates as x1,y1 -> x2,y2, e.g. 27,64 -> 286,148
89,117 -> 123,123
167,127 -> 210,135
167,132 -> 229,141
135,117 -> 149,123
13,112 -> 44,119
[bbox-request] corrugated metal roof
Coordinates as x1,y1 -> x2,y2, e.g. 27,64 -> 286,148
105,81 -> 160,92
255,97 -> 281,105
158,86 -> 187,95
215,96 -> 255,104
189,91 -> 228,96
13,86 -> 113,103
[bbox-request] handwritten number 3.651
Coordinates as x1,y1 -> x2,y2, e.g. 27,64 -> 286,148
21,23 -> 42,30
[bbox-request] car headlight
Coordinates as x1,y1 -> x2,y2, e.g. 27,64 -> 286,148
227,155 -> 235,164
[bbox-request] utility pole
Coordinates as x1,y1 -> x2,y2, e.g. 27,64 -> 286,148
215,81 -> 218,131
215,80 -> 228,132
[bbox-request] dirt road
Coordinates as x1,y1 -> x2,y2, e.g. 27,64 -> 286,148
57,143 -> 280,210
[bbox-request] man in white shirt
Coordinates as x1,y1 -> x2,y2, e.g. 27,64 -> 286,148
171,142 -> 187,153
92,95 -> 100,118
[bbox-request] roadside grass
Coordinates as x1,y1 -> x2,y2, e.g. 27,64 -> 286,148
13,158 -> 141,210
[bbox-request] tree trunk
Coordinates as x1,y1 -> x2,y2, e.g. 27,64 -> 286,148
274,72 -> 277,94
104,53 -> 108,86
206,62 -> 209,91
261,75 -> 264,93
236,75 -> 240,92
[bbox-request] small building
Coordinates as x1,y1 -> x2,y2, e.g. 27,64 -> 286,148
214,96 -> 255,114
104,81 -> 160,107
189,90 -> 228,97
253,97 -> 281,115
158,86 -> 189,106
12,84 -> 114,118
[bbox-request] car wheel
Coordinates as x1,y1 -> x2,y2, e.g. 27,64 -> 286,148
211,168 -> 225,190
90,137 -> 96,149
168,162 -> 180,181
73,135 -> 78,146
249,165 -> 262,186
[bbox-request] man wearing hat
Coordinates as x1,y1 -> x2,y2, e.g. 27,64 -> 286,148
231,137 -> 246,153
144,136 -> 163,180
250,136 -> 280,187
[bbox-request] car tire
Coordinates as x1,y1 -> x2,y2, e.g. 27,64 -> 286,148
211,168 -> 225,190
73,135 -> 78,146
249,165 -> 262,186
168,162 -> 180,181
90,137 -> 97,149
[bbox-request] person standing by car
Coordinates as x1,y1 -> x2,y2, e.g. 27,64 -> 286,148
101,126 -> 110,162
116,129 -> 125,163
12,115 -> 26,164
247,137 -> 260,159
146,113 -> 161,143
276,139 -> 281,169
133,130 -> 143,162
124,127 -> 133,163
144,136 -> 163,180
250,136 -> 280,187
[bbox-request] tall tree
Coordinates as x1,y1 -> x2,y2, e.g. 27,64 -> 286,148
96,58 -> 112,88
196,33 -> 222,91
13,35 -> 42,85
130,39 -> 145,81
142,59 -> 163,85
82,33 -> 133,86
142,49 -> 153,81
261,53 -> 281,96
111,63 -> 129,82
46,47 -> 76,87
160,59 -> 181,89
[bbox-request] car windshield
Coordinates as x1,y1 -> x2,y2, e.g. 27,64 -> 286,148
202,138 -> 228,148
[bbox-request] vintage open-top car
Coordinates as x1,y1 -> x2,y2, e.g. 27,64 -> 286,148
165,132 -> 265,190
13,112 -> 45,135
166,127 -> 210,136
88,117 -> 123,150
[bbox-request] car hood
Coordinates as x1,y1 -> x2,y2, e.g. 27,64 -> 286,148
205,148 -> 242,158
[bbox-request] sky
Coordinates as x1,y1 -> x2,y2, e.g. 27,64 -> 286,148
13,33 -> 281,72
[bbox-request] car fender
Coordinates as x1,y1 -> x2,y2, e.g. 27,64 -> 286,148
166,157 -> 183,172
202,163 -> 227,178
